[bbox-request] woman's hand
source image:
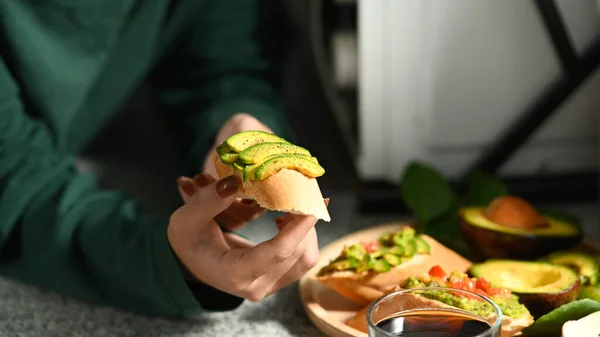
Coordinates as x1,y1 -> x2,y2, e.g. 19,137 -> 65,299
203,113 -> 273,178
177,174 -> 265,231
169,173 -> 325,301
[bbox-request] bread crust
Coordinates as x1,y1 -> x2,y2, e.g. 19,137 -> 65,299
346,293 -> 534,337
315,235 -> 472,305
213,153 -> 331,222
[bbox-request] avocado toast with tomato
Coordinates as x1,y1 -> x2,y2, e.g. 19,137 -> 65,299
315,226 -> 472,305
346,266 -> 534,337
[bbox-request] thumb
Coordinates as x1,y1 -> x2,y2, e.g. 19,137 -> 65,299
187,174 -> 239,224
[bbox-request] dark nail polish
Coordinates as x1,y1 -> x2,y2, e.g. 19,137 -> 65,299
193,173 -> 213,187
216,176 -> 238,198
179,180 -> 196,197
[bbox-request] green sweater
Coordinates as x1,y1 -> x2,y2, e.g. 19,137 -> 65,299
0,1 -> 291,317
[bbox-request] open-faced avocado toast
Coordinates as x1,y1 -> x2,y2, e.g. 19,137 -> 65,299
459,195 -> 583,260
315,226 -> 472,305
346,266 -> 534,337
469,259 -> 582,318
213,130 -> 330,221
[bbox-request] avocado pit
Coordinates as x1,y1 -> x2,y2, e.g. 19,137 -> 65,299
484,195 -> 548,230
459,195 -> 582,260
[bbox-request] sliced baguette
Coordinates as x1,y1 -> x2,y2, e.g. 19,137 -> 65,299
346,292 -> 534,337
213,153 -> 331,222
315,235 -> 472,305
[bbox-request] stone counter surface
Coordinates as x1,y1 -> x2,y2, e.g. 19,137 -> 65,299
0,194 -> 597,337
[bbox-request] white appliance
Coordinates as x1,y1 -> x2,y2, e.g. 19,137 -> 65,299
356,0 -> 600,182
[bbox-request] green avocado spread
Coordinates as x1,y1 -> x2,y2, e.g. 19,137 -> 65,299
404,275 -> 529,318
317,227 -> 430,276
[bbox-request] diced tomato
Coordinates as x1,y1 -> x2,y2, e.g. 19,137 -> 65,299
463,278 -> 476,292
475,289 -> 489,297
428,265 -> 447,278
476,277 -> 491,293
449,278 -> 463,290
488,287 -> 511,299
362,241 -> 380,253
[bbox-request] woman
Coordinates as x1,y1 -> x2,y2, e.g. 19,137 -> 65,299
0,0 -> 322,317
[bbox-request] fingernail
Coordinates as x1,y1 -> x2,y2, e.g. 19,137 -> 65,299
178,179 -> 196,197
324,198 -> 330,208
275,216 -> 286,230
193,173 -> 213,187
216,176 -> 239,199
241,199 -> 256,205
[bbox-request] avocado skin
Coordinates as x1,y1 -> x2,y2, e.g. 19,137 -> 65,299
516,280 -> 581,318
254,155 -> 325,180
459,209 -> 582,260
470,260 -> 582,318
238,142 -> 310,164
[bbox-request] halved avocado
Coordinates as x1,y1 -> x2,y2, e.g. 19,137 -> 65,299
224,130 -> 289,153
470,260 -> 581,318
254,155 -> 325,180
238,142 -> 311,164
459,206 -> 582,260
542,251 -> 599,285
577,285 -> 600,302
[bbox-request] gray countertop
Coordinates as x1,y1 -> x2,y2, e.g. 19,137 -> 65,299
0,193 -> 597,337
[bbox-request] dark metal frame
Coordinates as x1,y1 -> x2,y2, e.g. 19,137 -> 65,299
360,0 -> 600,214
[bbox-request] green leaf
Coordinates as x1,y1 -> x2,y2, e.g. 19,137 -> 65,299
521,299 -> 600,336
466,171 -> 508,206
400,162 -> 455,228
426,198 -> 461,237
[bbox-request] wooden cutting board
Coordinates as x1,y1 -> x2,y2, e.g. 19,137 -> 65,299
299,222 -> 600,337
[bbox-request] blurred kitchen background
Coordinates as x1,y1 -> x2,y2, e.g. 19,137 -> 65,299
85,0 -> 599,239
285,0 -> 598,211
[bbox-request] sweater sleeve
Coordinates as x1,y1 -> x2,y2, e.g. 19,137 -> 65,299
155,0 -> 294,172
0,58 -> 242,318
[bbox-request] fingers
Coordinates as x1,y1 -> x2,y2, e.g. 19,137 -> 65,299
265,199 -> 328,293
177,177 -> 197,203
178,174 -> 265,230
232,198 -> 329,290
223,232 -> 255,249
181,174 -> 239,228
266,227 -> 319,296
